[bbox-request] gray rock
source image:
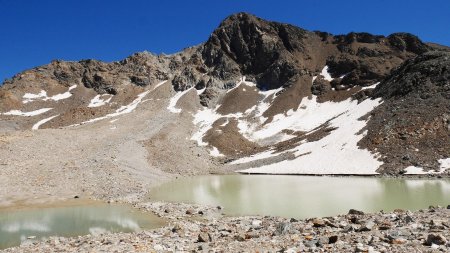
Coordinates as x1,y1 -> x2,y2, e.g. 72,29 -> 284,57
312,218 -> 326,227
358,220 -> 375,231
355,243 -> 368,252
425,234 -> 447,246
348,209 -> 365,215
328,235 -> 339,244
251,219 -> 262,229
273,222 -> 291,236
197,233 -> 212,243
304,239 -> 318,248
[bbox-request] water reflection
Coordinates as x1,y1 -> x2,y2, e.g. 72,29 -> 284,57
149,175 -> 450,219
0,203 -> 164,249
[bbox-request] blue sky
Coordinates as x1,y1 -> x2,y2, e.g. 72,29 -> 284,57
1,0 -> 449,83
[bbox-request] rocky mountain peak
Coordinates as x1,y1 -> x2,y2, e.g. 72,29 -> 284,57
216,12 -> 262,28
202,12 -> 310,91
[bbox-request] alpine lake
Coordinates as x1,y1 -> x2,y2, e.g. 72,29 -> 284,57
2,175 -> 450,249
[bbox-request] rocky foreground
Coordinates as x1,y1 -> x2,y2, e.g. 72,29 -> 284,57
3,202 -> 450,252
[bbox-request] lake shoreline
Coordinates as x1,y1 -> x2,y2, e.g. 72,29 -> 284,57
2,199 -> 450,252
1,174 -> 450,252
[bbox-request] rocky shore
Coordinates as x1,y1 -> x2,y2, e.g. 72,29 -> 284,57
3,201 -> 450,252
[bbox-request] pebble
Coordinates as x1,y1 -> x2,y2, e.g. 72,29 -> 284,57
251,219 -> 262,229
426,233 -> 447,245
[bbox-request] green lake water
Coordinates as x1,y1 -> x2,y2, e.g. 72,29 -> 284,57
149,175 -> 450,219
0,202 -> 164,249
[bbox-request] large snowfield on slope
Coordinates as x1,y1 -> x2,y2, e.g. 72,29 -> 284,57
238,97 -> 383,175
188,73 -> 385,174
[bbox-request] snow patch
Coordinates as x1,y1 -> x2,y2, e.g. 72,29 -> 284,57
191,107 -> 223,146
197,87 -> 206,95
190,106 -> 245,146
88,94 -> 113,108
320,66 -> 333,82
152,80 -> 168,90
50,85 -> 77,101
439,158 -> 450,171
23,85 -> 77,103
23,90 -> 47,102
361,82 -> 380,91
226,77 -> 246,93
209,147 -> 224,157
168,87 -> 194,113
2,108 -> 53,116
404,159 -> 449,175
32,115 -> 59,130
404,166 -> 428,175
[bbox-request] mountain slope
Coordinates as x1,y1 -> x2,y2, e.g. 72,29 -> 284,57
0,12 -> 448,176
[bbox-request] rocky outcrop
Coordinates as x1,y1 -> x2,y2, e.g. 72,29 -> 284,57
202,13 -> 307,90
361,51 -> 450,173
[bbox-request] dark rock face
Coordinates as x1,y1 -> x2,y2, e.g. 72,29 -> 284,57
387,33 -> 430,54
202,12 -> 306,90
311,78 -> 332,96
361,51 -> 450,173
373,51 -> 450,98
202,12 -> 430,95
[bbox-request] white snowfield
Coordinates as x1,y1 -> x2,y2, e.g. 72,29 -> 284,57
1,108 -> 53,116
32,115 -> 59,130
238,95 -> 367,144
23,85 -> 77,103
238,97 -> 384,175
88,94 -> 113,108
